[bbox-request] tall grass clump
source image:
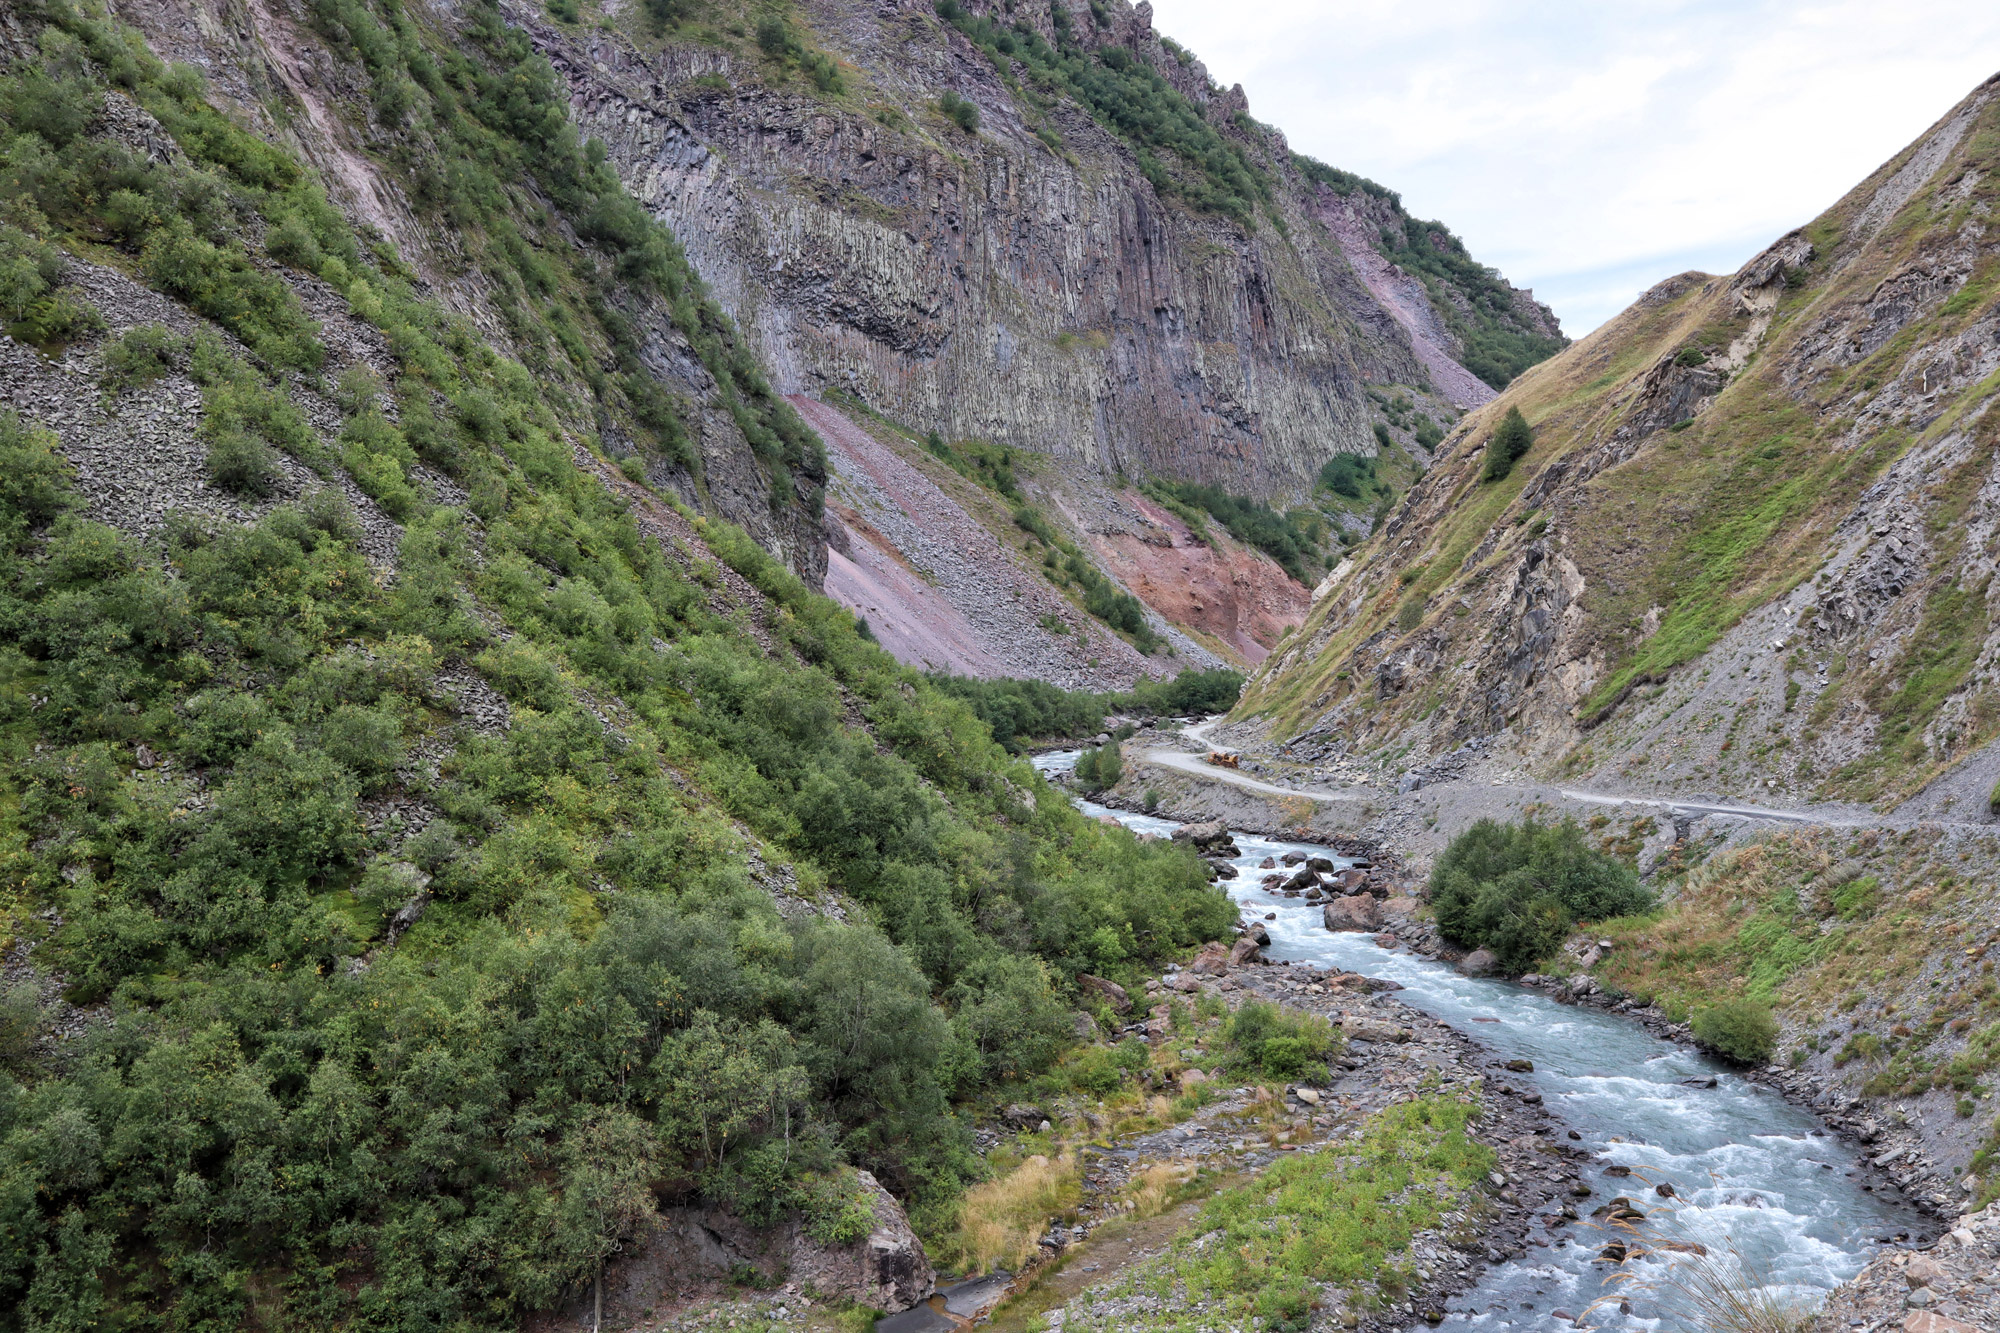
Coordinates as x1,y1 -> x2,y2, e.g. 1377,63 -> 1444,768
949,1153 -> 1081,1273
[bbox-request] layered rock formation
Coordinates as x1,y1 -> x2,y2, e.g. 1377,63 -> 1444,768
534,0 -> 1561,502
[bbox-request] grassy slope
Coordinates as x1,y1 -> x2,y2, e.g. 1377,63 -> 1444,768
1238,81 -> 2000,804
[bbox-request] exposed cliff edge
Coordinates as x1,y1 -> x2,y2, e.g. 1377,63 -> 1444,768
533,0 -> 1562,503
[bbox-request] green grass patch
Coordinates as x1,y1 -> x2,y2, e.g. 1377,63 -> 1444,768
1145,1094 -> 1493,1321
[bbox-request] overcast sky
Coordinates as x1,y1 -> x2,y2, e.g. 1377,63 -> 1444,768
1145,1 -> 2000,336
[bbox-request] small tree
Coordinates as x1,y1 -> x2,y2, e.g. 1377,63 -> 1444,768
1481,406 -> 1534,482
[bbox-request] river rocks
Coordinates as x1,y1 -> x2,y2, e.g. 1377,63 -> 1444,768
1504,1058 -> 1534,1073
1078,973 -> 1132,1013
1259,856 -> 1276,869
1323,894 -> 1382,932
1241,921 -> 1272,947
1002,1104 -> 1050,1130
1187,941 -> 1233,975
1172,820 -> 1231,850
1228,937 -> 1264,966
1902,1314 -> 1982,1333
1456,948 -> 1499,977
1341,1018 -> 1410,1044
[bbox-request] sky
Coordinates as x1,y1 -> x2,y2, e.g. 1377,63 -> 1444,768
1144,1 -> 2000,336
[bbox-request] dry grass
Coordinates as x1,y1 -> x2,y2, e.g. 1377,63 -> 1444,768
949,1152 -> 1082,1274
1122,1161 -> 1196,1220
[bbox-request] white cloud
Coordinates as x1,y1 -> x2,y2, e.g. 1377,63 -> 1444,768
1146,0 -> 2000,333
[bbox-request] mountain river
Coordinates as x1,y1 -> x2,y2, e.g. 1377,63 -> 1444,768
1032,750 -> 1925,1330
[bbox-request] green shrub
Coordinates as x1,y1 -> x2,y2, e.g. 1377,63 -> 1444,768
1318,452 -> 1373,500
1074,742 -> 1121,792
205,426 -> 280,495
17,286 -> 104,344
1224,1000 -> 1340,1080
1482,406 -> 1534,482
1430,817 -> 1652,972
0,223 -> 64,320
100,323 -> 183,390
1691,999 -> 1779,1066
939,90 -> 979,133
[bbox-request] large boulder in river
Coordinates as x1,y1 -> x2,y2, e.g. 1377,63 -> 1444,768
1322,894 -> 1381,932
1173,820 -> 1231,850
1456,949 -> 1499,977
1228,936 -> 1264,965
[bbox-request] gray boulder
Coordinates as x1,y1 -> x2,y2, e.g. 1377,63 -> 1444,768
1322,894 -> 1382,932
1457,948 -> 1499,977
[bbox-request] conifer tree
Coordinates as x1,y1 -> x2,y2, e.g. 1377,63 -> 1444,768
1482,406 -> 1534,482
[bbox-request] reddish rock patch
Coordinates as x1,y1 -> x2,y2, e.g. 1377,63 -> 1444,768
1086,494 -> 1309,663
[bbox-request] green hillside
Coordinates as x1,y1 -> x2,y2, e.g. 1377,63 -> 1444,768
0,5 -> 1232,1327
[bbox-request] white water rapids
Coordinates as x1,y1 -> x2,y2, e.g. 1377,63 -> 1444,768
1033,750 -> 1923,1330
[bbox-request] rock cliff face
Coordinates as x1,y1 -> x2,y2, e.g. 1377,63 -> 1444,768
532,0 -> 1561,502
1241,74 -> 2000,813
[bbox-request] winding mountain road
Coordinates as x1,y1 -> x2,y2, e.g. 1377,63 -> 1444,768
1135,720 -> 1968,834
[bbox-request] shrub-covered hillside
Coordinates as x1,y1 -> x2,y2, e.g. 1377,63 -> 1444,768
0,5 -> 1234,1329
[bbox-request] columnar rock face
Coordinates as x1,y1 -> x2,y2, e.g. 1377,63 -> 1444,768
529,0 -> 1559,501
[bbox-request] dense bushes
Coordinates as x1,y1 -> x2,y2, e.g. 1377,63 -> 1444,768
1073,741 -> 1121,792
938,89 -> 979,133
0,10 -> 1232,1332
1318,452 -> 1375,500
1692,999 -> 1779,1065
1430,818 -> 1653,973
1223,1000 -> 1340,1080
929,668 -> 1244,751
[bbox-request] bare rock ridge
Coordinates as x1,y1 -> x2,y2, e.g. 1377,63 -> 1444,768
528,0 -> 1561,502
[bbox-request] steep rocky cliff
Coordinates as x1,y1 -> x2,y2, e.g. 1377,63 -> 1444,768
537,0 -> 1561,502
1240,72 -> 2000,815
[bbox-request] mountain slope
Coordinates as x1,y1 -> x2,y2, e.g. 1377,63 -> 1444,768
536,0 -> 1561,501
1241,73 -> 2000,815
0,4 -> 1240,1328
